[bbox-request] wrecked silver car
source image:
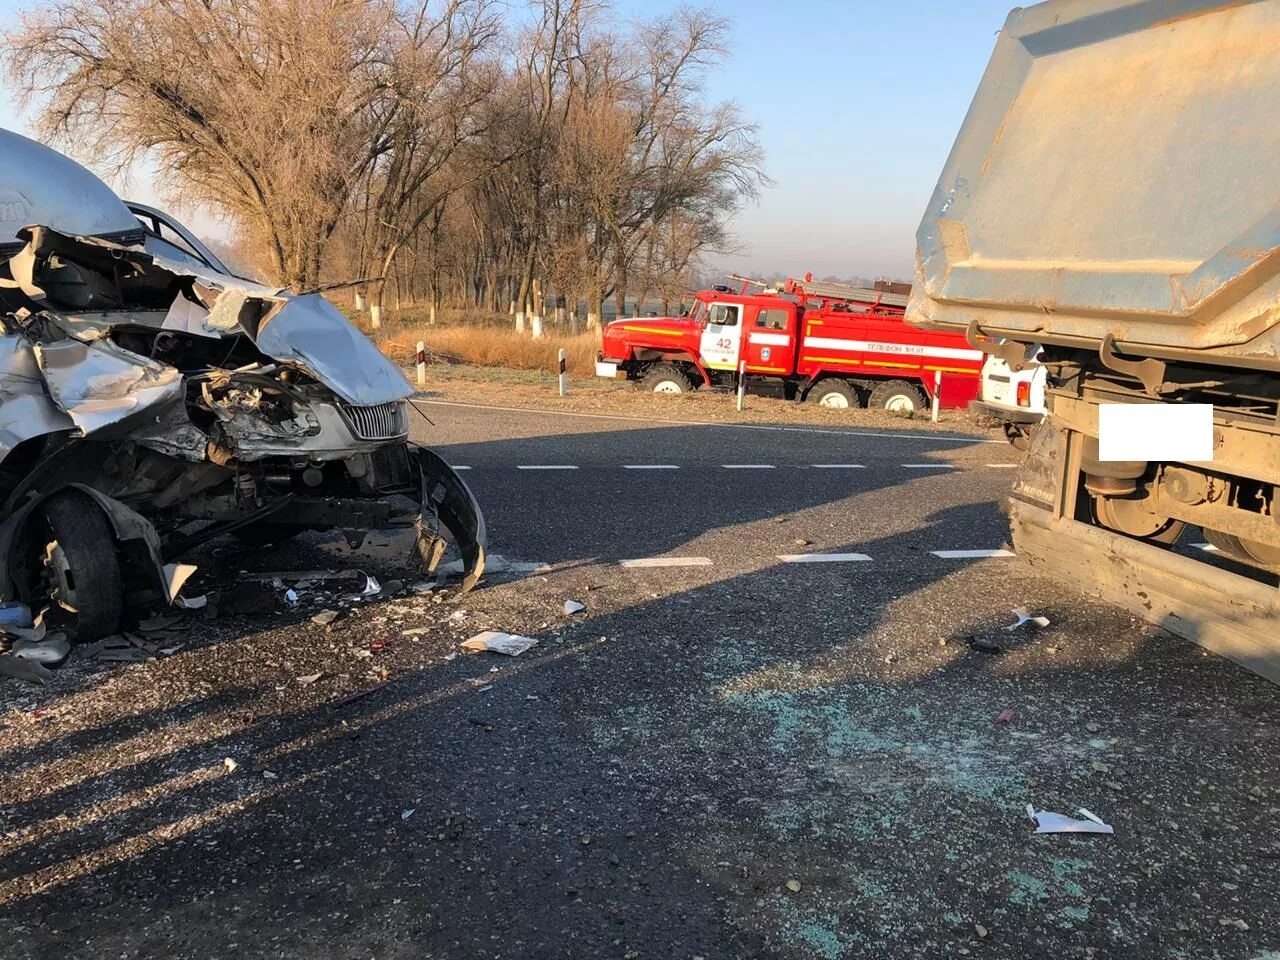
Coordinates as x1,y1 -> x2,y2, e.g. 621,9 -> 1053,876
0,129 -> 485,641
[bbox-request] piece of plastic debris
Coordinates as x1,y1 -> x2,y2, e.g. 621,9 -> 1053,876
262,770 -> 279,780
1005,607 -> 1050,631
1026,803 -> 1114,835
12,633 -> 71,666
1,613 -> 47,644
284,588 -> 299,607
0,655 -> 54,685
175,594 -> 208,609
358,574 -> 382,598
296,673 -> 323,685
138,614 -> 185,633
409,581 -> 435,594
968,635 -> 1002,654
449,609 -> 468,621
460,634 -> 535,660
401,808 -> 416,821
164,562 -> 199,602
564,600 -> 586,615
223,757 -> 239,773
995,708 -> 1015,725
402,627 -> 430,636
0,602 -> 34,630
311,610 -> 340,626
785,879 -> 802,893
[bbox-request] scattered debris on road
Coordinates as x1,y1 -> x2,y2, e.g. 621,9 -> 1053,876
1027,804 -> 1114,835
461,631 -> 538,656
564,599 -> 586,615
995,708 -> 1015,725
1006,606 -> 1051,630
311,610 -> 341,627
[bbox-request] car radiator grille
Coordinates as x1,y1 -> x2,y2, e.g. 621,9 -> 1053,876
339,401 -> 409,441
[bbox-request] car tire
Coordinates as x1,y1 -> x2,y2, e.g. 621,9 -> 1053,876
640,363 -> 695,394
869,380 -> 928,414
807,379 -> 858,409
40,490 -> 124,641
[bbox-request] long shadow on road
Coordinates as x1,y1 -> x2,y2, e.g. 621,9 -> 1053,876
1,424 -> 1276,960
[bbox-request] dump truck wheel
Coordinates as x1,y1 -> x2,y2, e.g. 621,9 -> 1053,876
1092,494 -> 1185,546
808,379 -> 858,409
231,523 -> 304,547
40,490 -> 124,641
1203,529 -> 1280,572
869,380 -> 928,414
640,364 -> 695,394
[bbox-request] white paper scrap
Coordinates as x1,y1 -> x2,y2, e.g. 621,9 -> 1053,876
460,631 -> 539,657
1027,803 -> 1114,835
1006,607 -> 1050,631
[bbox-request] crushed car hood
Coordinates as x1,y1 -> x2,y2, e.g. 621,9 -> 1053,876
1,225 -> 412,425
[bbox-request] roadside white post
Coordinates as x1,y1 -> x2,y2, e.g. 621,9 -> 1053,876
416,341 -> 427,387
558,348 -> 567,397
931,369 -> 942,423
737,360 -> 747,412
370,303 -> 381,330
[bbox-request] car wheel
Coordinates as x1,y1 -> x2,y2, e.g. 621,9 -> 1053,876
807,379 -> 858,409
640,363 -> 695,394
869,380 -> 928,414
39,490 -> 124,641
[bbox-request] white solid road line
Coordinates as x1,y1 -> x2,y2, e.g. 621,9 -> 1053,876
620,557 -> 714,568
516,465 -> 579,470
722,464 -> 775,469
778,553 -> 874,563
812,464 -> 866,469
452,465 -> 472,470
411,398 -> 1003,444
931,549 -> 1016,559
623,464 -> 679,470
903,463 -> 955,469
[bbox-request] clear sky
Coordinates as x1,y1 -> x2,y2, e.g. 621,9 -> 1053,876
0,0 -> 1016,281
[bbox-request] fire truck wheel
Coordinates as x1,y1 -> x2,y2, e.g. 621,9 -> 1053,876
869,380 -> 928,414
807,379 -> 858,409
640,364 -> 695,394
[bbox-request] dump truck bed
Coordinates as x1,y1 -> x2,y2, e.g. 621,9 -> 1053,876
909,0 -> 1280,371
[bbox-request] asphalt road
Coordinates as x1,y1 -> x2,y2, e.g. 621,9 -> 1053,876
1,400 -> 1277,960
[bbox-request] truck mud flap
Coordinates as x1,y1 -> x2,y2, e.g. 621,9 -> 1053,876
411,444 -> 487,592
1009,499 -> 1280,685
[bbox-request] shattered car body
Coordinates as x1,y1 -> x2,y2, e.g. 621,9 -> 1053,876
0,129 -> 484,640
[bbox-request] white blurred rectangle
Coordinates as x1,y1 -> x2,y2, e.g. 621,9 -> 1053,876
1097,404 -> 1213,462
595,360 -> 618,378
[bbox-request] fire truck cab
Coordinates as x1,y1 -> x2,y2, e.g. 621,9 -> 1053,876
597,276 -> 981,413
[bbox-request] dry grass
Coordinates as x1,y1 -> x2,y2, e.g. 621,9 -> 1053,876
374,315 -> 600,376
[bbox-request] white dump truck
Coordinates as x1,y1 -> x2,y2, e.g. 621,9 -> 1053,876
910,0 -> 1280,681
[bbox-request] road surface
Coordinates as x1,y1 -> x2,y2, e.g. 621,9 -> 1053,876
1,400 -> 1276,960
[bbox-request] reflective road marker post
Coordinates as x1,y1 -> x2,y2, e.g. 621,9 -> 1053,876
416,341 -> 427,387
931,369 -> 942,423
558,348 -> 567,397
737,360 -> 747,411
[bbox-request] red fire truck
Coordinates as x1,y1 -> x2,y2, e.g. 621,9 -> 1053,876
596,275 -> 982,412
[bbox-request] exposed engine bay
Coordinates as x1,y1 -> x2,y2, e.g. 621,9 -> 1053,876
0,220 -> 485,641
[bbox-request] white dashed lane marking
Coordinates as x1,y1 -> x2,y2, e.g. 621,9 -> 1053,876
931,549 -> 1016,559
812,464 -> 865,469
722,464 -> 775,469
620,557 -> 714,568
452,465 -> 471,470
778,553 -> 873,563
987,463 -> 1018,469
516,465 -> 579,470
623,464 -> 679,470
902,463 -> 955,469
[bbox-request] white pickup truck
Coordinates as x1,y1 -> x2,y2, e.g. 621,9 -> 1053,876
969,351 -> 1045,449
